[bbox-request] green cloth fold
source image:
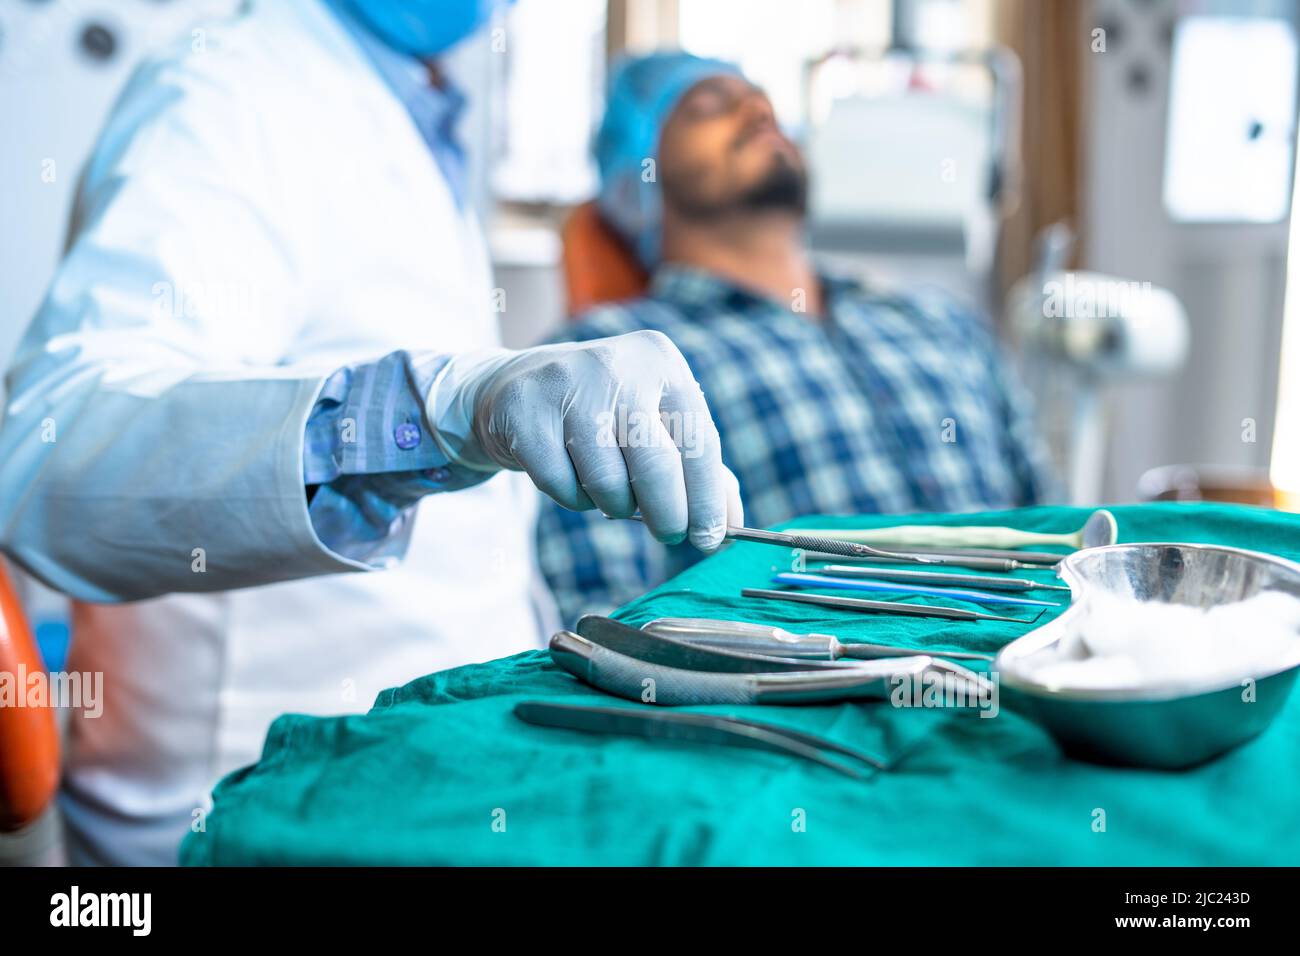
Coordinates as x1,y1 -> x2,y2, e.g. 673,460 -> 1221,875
182,503 -> 1300,865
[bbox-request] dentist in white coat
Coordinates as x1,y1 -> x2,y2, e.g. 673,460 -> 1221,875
0,0 -> 740,865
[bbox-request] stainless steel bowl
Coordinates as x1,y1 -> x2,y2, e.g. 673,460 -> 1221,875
995,542 -> 1300,768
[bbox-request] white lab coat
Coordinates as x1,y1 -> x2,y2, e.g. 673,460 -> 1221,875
0,0 -> 552,865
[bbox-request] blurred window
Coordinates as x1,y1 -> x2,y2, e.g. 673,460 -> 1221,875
491,0 -> 606,204
675,0 -> 990,128
486,0 -> 993,206
677,0 -> 854,126
1163,17 -> 1298,223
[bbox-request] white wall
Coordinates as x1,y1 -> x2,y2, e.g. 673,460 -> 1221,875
1082,0 -> 1297,501
0,0 -> 241,383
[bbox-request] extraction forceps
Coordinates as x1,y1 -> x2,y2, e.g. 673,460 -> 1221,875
551,625 -> 993,706
513,700 -> 885,779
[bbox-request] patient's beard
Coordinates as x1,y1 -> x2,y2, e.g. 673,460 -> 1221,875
736,156 -> 808,215
665,155 -> 808,224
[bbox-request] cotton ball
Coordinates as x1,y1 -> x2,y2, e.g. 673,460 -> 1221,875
1017,588 -> 1300,691
1031,655 -> 1144,690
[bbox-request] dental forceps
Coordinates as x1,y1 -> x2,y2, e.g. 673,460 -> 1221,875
513,700 -> 885,779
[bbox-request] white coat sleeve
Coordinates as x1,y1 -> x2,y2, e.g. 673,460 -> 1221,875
0,52 -> 394,602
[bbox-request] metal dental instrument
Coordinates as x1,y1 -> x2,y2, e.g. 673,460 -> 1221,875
857,546 -> 1068,565
575,614 -> 859,672
643,617 -> 995,663
513,700 -> 885,778
619,515 -> 939,564
771,572 -> 1062,609
549,630 -> 991,705
794,509 -> 1119,552
624,515 -> 1068,571
801,549 -> 1047,573
741,587 -> 1043,624
817,565 -> 1072,592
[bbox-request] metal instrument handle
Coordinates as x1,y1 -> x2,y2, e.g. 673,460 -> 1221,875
578,615 -> 845,672
550,631 -> 760,705
818,565 -> 1040,591
513,701 -> 880,777
549,632 -> 937,705
642,617 -> 838,659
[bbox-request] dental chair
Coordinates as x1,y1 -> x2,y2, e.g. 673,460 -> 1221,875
560,201 -> 648,315
0,559 -> 60,832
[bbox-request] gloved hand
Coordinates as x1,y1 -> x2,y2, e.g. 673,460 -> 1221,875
427,331 -> 742,551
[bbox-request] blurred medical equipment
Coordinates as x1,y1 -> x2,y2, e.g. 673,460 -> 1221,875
1137,464 -> 1279,509
796,509 -> 1117,551
815,565 -> 1070,593
1007,224 -> 1190,504
802,44 -> 1020,302
769,572 -> 1060,609
643,617 -> 993,662
740,588 -> 1037,624
513,700 -> 884,779
996,542 -> 1300,768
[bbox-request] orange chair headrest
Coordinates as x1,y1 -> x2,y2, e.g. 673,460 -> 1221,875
560,202 -> 650,317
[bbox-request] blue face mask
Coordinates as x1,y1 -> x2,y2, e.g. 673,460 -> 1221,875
343,0 -> 502,58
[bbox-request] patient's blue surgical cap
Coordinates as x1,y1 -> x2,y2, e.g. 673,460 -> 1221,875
595,51 -> 742,270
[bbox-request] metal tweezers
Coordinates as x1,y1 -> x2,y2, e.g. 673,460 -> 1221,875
514,700 -> 885,779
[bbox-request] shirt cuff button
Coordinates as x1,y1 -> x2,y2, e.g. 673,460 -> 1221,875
393,422 -> 421,450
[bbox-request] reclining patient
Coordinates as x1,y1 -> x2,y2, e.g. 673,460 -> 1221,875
537,52 -> 1058,625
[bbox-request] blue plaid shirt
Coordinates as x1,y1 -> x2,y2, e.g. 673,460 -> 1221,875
536,265 -> 1059,626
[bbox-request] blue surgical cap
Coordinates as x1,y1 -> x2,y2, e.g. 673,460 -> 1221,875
594,51 -> 742,270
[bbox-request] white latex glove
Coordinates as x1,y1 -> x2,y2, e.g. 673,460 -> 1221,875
427,330 -> 743,551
